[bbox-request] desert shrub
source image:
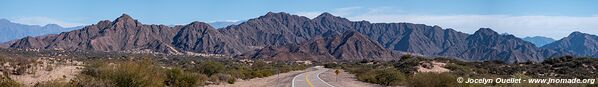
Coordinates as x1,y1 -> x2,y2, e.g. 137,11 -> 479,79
209,73 -> 235,84
196,61 -> 225,76
224,65 -> 251,79
408,72 -> 467,87
82,59 -> 166,87
70,75 -> 115,87
222,61 -> 306,80
13,67 -> 27,75
11,58 -> 34,75
251,69 -> 274,78
444,63 -> 474,76
34,79 -> 70,87
73,58 -> 307,86
0,72 -> 21,87
195,74 -> 209,85
355,68 -> 406,86
342,63 -> 374,75
323,63 -> 340,68
166,68 -> 207,87
394,56 -> 429,74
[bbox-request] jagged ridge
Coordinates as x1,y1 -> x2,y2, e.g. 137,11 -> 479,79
7,12 -> 598,62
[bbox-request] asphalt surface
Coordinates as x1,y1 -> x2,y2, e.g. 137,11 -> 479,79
292,66 -> 335,87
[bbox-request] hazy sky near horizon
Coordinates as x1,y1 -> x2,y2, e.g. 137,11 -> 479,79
1,0 -> 598,39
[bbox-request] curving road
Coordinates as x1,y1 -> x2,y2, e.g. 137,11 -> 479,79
292,66 -> 335,87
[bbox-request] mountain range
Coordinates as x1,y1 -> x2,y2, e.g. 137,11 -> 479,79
523,36 -> 556,47
0,19 -> 84,42
4,12 -> 598,62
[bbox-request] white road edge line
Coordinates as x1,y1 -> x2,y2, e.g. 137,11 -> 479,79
291,71 -> 304,87
316,68 -> 336,87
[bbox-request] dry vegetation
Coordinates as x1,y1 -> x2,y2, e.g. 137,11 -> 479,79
1,48 -> 597,87
0,48 -> 309,87
326,55 -> 598,87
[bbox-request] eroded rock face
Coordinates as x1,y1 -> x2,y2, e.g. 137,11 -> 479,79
10,14 -> 181,53
172,22 -> 246,54
461,28 -> 544,63
247,31 -> 398,61
8,12 -> 596,62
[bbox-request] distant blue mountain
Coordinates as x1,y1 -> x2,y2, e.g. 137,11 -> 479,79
522,36 -> 556,47
0,19 -> 84,42
209,21 -> 244,28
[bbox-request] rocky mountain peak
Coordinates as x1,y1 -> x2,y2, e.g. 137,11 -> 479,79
313,12 -> 350,22
116,14 -> 133,20
473,28 -> 499,36
541,31 -> 598,58
564,32 -> 598,42
262,12 -> 292,18
568,31 -> 587,37
316,12 -> 334,18
112,14 -> 141,28
42,24 -> 63,28
114,14 -> 137,23
188,21 -> 212,27
0,19 -> 9,23
182,21 -> 216,32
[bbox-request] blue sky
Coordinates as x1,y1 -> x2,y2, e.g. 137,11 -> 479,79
1,0 -> 598,39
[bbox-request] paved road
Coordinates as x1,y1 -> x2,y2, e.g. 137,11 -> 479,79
292,66 -> 335,87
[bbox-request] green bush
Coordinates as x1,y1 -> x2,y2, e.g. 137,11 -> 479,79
196,61 -> 225,76
82,60 -> 165,87
209,73 -> 235,84
220,61 -> 307,80
323,63 -> 340,68
355,68 -> 406,86
444,63 -> 474,76
0,72 -> 22,87
251,69 -> 274,78
166,68 -> 207,87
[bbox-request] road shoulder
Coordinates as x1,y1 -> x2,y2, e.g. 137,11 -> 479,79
207,70 -> 307,87
318,69 -> 384,87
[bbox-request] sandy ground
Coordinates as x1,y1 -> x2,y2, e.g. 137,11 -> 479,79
4,57 -> 83,86
318,69 -> 384,87
10,65 -> 82,86
206,69 -> 311,87
416,61 -> 450,73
